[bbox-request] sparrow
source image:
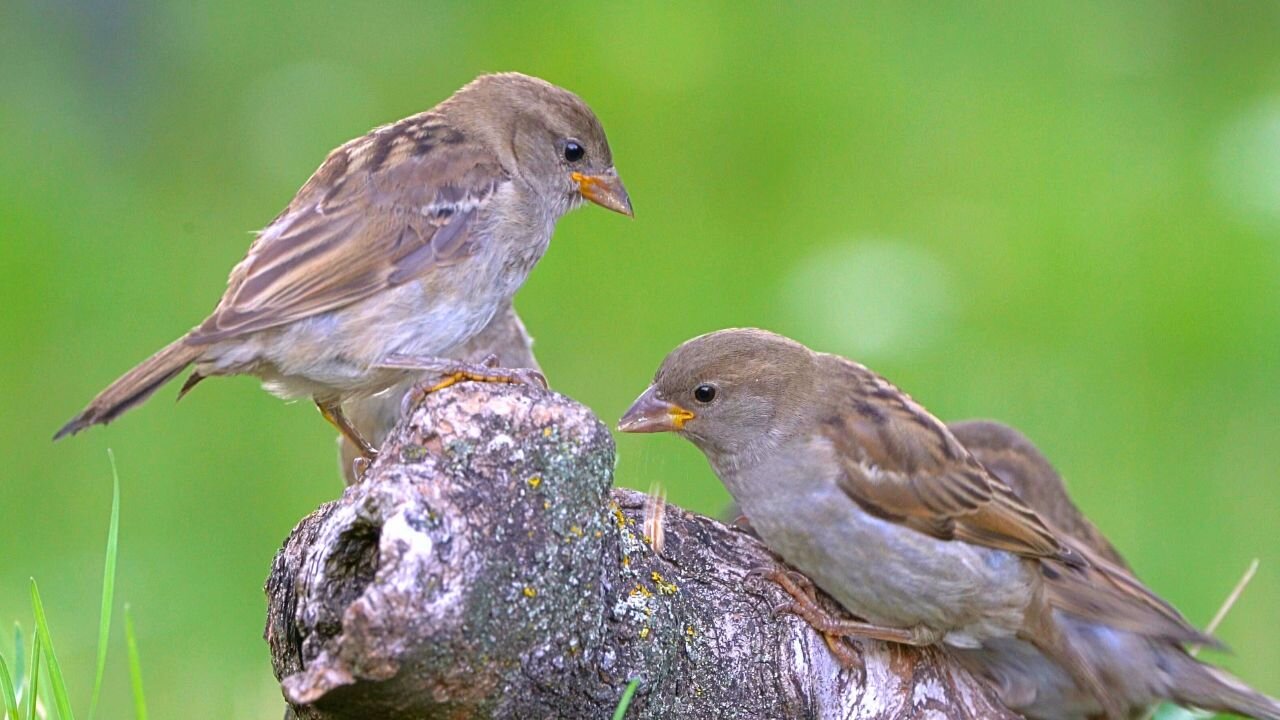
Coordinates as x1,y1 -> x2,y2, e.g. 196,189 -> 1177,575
55,72 -> 631,453
948,420 -> 1280,720
618,328 -> 1227,720
336,300 -> 541,484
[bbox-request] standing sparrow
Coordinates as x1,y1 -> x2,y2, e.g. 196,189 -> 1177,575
618,328 -> 1227,720
55,72 -> 631,453
948,420 -> 1280,720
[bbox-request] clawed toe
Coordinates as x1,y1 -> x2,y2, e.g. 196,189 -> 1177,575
822,634 -> 864,673
745,562 -> 940,655
351,456 -> 373,482
744,565 -> 782,585
509,367 -> 548,389
771,600 -> 799,617
400,384 -> 431,416
747,565 -> 867,672
399,363 -> 548,414
783,570 -> 819,601
748,566 -> 822,619
729,514 -> 758,537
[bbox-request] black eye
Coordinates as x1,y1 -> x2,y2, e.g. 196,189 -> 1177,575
693,384 -> 717,404
563,140 -> 585,163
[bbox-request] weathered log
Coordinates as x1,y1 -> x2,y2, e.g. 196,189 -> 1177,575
265,383 -> 1016,719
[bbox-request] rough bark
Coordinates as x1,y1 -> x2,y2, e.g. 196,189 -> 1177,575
265,383 -> 1017,719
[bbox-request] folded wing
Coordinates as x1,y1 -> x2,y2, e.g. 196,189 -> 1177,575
189,115 -> 505,344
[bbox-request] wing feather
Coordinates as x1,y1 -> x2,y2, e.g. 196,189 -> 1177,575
188,113 -> 505,344
952,420 -> 1219,645
822,356 -> 1084,567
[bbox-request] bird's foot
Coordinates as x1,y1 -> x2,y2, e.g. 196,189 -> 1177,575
379,355 -> 548,415
350,456 -> 373,483
745,566 -> 863,671
420,365 -> 546,393
749,564 -> 942,654
728,513 -> 759,538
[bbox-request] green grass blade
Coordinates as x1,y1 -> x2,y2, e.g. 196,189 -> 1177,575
611,678 -> 640,720
123,606 -> 147,720
11,626 -> 21,700
88,451 -> 121,720
29,580 -> 74,720
0,652 -> 20,720
25,634 -> 39,720
39,676 -> 56,720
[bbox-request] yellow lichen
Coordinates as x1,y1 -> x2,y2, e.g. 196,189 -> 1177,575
526,475 -> 542,488
651,571 -> 678,595
639,627 -> 650,639
609,501 -> 637,527
523,586 -> 537,598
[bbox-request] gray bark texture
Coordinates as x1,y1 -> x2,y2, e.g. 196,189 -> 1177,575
264,383 -> 1018,720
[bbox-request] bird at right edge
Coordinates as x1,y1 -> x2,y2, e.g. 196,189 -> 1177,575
620,327 -> 1280,720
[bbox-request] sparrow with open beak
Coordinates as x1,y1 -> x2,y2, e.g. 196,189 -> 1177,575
619,328 -> 1244,720
56,72 -> 631,455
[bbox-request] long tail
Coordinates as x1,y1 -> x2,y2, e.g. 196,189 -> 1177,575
1170,651 -> 1280,720
54,337 -> 203,440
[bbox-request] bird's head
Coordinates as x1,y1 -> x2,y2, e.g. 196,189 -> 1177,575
619,328 -> 816,461
448,72 -> 632,218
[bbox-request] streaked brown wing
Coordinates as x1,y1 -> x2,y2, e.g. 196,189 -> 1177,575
953,419 -> 1130,568
822,357 -> 1084,567
189,114 -> 505,344
950,421 -> 1218,645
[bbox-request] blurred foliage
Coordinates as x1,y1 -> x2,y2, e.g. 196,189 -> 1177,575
2,2 -> 1277,717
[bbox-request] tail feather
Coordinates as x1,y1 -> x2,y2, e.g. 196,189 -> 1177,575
1023,599 -> 1129,720
54,337 -> 203,439
1172,654 -> 1280,720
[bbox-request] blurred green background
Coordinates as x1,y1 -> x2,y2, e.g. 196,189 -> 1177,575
3,2 -> 1278,717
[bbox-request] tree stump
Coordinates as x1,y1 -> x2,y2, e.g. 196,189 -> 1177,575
264,383 -> 1016,719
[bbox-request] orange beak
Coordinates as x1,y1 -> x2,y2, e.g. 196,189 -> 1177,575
618,385 -> 694,433
571,168 -> 634,217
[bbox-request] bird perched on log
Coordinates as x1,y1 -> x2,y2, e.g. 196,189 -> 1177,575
55,72 -> 631,455
620,328 -> 1277,719
948,420 -> 1280,720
